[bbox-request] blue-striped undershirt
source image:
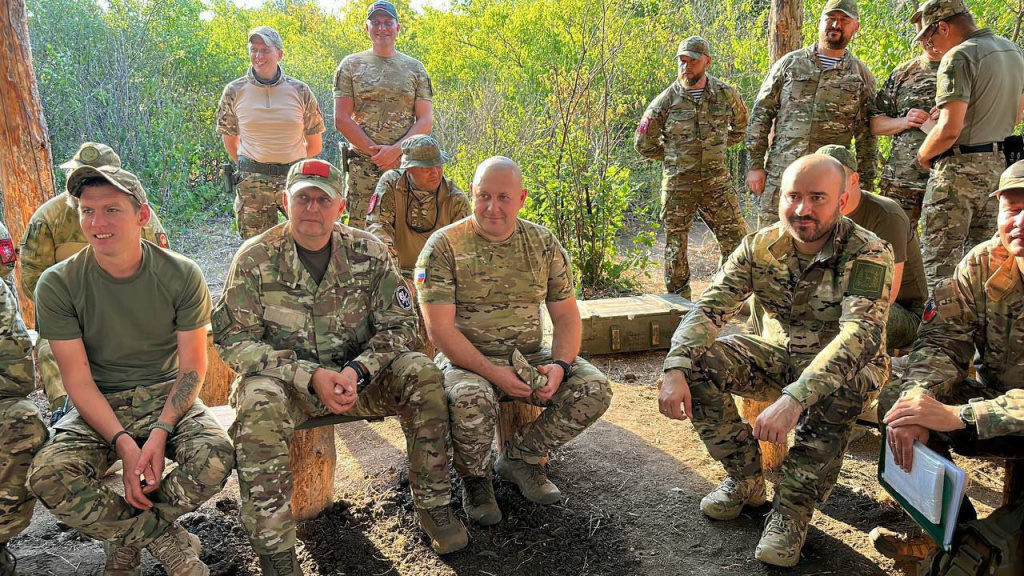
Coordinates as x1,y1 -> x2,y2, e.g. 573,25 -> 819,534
817,53 -> 843,70
686,88 -> 705,104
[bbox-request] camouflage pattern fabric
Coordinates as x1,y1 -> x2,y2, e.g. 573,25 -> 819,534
893,236 -> 1024,440
871,55 -> 939,224
234,172 -> 286,240
635,76 -> 750,297
27,380 -> 234,548
888,300 -> 924,351
0,222 -> 16,293
345,155 -> 383,230
920,152 -> 1003,294
0,280 -> 45,545
213,222 -> 446,555
440,349 -> 612,476
746,44 -> 877,223
665,217 -> 893,522
366,170 -> 470,272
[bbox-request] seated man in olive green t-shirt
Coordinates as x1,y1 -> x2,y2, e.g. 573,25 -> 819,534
817,145 -> 928,350
26,164 -> 234,576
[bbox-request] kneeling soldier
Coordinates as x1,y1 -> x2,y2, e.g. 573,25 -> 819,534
28,164 -> 235,576
214,159 -> 466,574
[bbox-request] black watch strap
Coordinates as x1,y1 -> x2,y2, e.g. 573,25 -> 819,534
345,360 -> 371,391
553,359 -> 573,378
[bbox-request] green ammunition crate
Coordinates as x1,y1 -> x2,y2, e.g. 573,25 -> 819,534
577,294 -> 693,356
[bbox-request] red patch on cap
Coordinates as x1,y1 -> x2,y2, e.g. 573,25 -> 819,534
0,239 -> 14,265
638,116 -> 650,135
367,193 -> 379,215
301,160 -> 331,179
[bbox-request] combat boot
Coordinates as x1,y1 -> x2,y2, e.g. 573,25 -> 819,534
700,475 -> 767,520
258,548 -> 303,576
102,541 -> 141,576
869,527 -> 938,575
461,476 -> 502,526
754,510 -> 808,567
146,523 -> 209,576
416,505 -> 469,555
0,543 -> 15,576
495,454 -> 561,505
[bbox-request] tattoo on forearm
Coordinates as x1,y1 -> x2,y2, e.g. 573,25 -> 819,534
170,371 -> 201,419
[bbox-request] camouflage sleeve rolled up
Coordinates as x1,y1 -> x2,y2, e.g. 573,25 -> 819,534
352,254 -> 421,376
664,236 -> 755,373
300,83 -> 326,136
725,84 -> 749,147
215,82 -> 240,136
745,56 -> 788,172
366,171 -> 400,259
783,241 -> 893,407
0,280 -> 34,400
971,391 -> 1024,440
634,87 -> 671,161
18,218 -> 56,297
853,68 -> 879,186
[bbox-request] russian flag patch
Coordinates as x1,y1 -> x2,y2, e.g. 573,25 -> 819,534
415,269 -> 426,284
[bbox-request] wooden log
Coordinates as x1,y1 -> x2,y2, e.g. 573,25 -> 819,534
290,426 -> 336,521
498,402 -> 547,466
739,398 -> 789,472
1002,459 -> 1024,506
200,326 -> 233,407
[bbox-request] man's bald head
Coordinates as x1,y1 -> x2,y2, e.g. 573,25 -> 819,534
472,156 -> 523,189
471,156 -> 528,242
779,155 -> 846,249
781,155 -> 846,197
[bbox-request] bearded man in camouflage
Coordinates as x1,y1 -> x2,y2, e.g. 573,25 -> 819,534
333,0 -> 433,229
635,36 -> 749,299
659,155 -> 893,567
213,159 -> 466,575
417,156 -> 612,527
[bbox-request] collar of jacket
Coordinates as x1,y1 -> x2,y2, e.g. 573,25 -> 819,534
246,65 -> 286,87
982,235 -> 1023,303
277,223 -> 352,290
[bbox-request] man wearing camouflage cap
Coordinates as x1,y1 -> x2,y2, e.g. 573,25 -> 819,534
28,163 -> 234,576
217,25 -> 325,239
366,134 -> 469,275
746,0 -> 877,226
912,0 -> 1024,296
636,36 -> 750,299
214,158 -> 467,573
873,160 -> 1024,573
20,142 -> 171,413
817,144 -> 927,350
334,0 -> 434,230
418,157 -> 612,526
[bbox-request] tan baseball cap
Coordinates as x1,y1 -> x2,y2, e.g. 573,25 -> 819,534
676,36 -> 710,59
991,160 -> 1024,197
66,165 -> 149,205
822,0 -> 859,20
914,0 -> 968,41
287,159 -> 344,200
401,135 -> 449,169
816,145 -> 858,172
248,26 -> 283,50
59,142 -> 121,173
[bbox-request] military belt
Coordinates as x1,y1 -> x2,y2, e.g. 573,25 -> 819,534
933,141 -> 1004,162
237,156 -> 295,177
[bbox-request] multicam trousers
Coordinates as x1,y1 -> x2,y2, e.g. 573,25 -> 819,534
0,398 -> 47,544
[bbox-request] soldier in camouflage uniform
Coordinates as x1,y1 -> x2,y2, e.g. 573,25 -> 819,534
334,0 -> 434,230
417,157 -> 612,527
217,26 -> 325,239
366,135 -> 469,275
659,155 -> 894,567
745,0 -> 877,226
0,279 -> 46,576
213,159 -> 466,574
20,142 -> 170,412
873,161 -> 1024,571
635,36 -> 750,299
27,163 -> 234,576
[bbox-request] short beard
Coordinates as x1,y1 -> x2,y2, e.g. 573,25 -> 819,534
682,73 -> 705,87
823,31 -> 849,51
784,210 -> 841,245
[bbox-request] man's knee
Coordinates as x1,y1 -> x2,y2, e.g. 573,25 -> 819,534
564,361 -> 612,423
876,379 -> 908,425
445,372 -> 498,424
232,376 -> 293,443
390,352 -> 446,405
27,444 -> 90,511
0,400 -> 48,454
177,428 -> 235,504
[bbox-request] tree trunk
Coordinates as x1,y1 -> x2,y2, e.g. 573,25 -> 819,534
200,327 -> 233,407
498,402 -> 547,466
290,427 -> 336,521
0,0 -> 58,326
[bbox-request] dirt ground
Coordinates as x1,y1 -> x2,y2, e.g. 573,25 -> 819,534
9,218 -> 1008,575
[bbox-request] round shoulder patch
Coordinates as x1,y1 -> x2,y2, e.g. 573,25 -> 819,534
79,145 -> 99,163
922,300 -> 937,323
395,285 -> 413,311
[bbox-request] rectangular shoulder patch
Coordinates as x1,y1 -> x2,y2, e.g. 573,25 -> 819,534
847,260 -> 886,299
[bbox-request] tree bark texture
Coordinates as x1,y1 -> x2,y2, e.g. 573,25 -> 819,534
497,402 -> 548,466
290,427 -> 337,521
200,327 -> 233,407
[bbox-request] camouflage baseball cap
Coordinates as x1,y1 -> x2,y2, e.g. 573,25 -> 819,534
914,0 -> 968,41
59,142 -> 121,172
822,0 -> 859,20
815,145 -> 858,172
248,26 -> 283,50
66,165 -> 149,205
676,36 -> 710,59
287,159 -> 344,200
400,135 -> 449,169
367,0 -> 399,21
991,160 -> 1024,197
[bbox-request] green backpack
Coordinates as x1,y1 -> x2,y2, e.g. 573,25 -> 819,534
930,498 -> 1024,576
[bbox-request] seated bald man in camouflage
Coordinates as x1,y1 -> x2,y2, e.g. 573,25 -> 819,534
20,142 -> 170,413
214,159 -> 467,574
417,156 -> 612,526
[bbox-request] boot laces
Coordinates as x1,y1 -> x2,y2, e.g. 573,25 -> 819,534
427,506 -> 453,527
465,478 -> 493,505
110,546 -> 139,568
764,512 -> 792,536
269,551 -> 296,572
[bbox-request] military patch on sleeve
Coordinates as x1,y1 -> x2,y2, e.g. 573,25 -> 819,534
0,239 -> 16,264
395,285 -> 413,310
156,233 -> 169,249
637,116 -> 650,135
367,192 -> 379,215
922,300 -> 937,323
847,260 -> 886,299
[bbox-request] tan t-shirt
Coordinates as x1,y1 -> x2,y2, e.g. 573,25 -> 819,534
415,218 -> 574,356
216,67 -> 325,164
35,242 -> 212,393
847,191 -> 927,307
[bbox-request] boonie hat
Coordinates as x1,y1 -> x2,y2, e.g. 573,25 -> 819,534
822,0 -> 859,21
367,0 -> 399,21
248,26 -> 283,50
991,160 -> 1024,197
914,0 -> 968,41
59,142 -> 121,173
676,36 -> 710,59
815,145 -> 858,172
66,165 -> 149,205
401,135 -> 449,169
287,159 -> 344,200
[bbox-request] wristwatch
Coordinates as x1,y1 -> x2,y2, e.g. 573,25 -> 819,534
345,360 -> 372,392
553,360 -> 574,379
959,401 -> 980,430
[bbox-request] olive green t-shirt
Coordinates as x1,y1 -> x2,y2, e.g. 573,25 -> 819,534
296,238 -> 332,286
935,28 -> 1024,146
35,241 -> 212,393
415,217 -> 574,357
847,191 -> 927,306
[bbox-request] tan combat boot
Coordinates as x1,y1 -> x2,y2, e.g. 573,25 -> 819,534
700,475 -> 767,520
258,548 -> 303,576
495,454 -> 561,505
146,523 -> 208,576
102,542 -> 141,576
870,527 -> 939,575
461,476 -> 502,526
754,510 -> 808,567
416,505 -> 469,555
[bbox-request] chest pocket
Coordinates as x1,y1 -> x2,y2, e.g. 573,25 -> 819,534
263,305 -> 308,335
782,70 -> 816,105
665,108 -> 697,143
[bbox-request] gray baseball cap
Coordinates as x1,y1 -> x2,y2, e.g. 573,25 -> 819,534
676,36 -> 710,59
248,26 -> 283,50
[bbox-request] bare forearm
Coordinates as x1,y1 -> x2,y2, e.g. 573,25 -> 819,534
870,116 -> 908,137
157,368 -> 204,427
335,117 -> 377,154
920,120 -> 959,160
397,116 -> 432,145
550,318 -> 581,363
67,379 -> 124,443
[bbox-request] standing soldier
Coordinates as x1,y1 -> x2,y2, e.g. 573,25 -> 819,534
217,26 -> 325,239
635,36 -> 750,299
366,135 -> 469,275
913,0 -> 1024,294
869,7 -> 943,225
745,0 -> 877,226
334,0 -> 433,230
20,142 -> 170,412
